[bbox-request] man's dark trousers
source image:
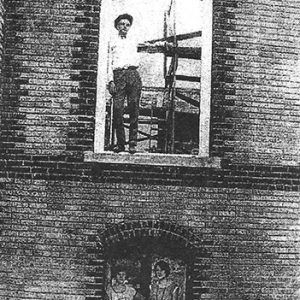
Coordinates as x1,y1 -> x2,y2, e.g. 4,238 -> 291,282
113,68 -> 142,149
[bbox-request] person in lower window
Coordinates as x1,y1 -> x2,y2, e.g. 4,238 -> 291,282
149,261 -> 179,300
106,266 -> 144,300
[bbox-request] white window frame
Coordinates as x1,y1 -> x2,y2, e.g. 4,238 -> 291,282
93,0 -> 212,157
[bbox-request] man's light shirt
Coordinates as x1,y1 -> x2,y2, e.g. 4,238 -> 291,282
108,33 -> 140,81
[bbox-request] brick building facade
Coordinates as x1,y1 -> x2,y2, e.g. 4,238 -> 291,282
0,1 -> 299,299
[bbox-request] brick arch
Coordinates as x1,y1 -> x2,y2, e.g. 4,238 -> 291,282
96,220 -> 202,252
88,221 -> 205,299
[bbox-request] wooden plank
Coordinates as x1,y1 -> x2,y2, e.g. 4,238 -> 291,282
171,30 -> 202,41
142,86 -> 200,93
168,75 -> 200,82
143,30 -> 202,44
124,107 -> 166,118
138,45 -> 201,60
138,44 -> 166,53
169,0 -> 177,154
163,11 -> 167,78
167,47 -> 201,59
176,91 -> 200,108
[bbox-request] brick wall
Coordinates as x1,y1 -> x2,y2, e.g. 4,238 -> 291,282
211,0 -> 300,165
0,0 -> 4,127
1,179 -> 299,299
0,0 -> 299,300
0,0 -> 97,161
0,0 -> 4,68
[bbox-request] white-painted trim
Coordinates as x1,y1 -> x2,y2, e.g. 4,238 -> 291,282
94,0 -> 213,157
84,151 -> 221,168
94,0 -> 112,153
199,0 -> 212,157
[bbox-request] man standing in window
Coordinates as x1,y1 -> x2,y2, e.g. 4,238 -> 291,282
107,13 -> 142,154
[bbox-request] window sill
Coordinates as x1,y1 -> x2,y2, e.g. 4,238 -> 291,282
84,151 -> 221,168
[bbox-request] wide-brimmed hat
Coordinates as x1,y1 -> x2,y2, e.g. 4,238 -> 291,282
114,13 -> 133,28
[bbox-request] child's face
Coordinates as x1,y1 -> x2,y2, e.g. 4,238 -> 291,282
116,271 -> 127,284
155,265 -> 166,280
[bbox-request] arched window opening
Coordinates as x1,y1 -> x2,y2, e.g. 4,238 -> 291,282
96,222 -> 201,300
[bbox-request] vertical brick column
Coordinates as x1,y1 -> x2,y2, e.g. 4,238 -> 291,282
0,0 -> 27,165
0,0 -> 4,178
67,1 -> 100,155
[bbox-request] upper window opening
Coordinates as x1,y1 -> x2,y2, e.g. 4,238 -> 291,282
94,0 -> 212,157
